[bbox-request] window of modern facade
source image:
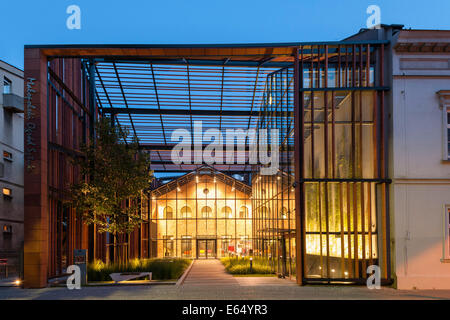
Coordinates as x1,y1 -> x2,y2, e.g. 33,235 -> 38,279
148,167 -> 252,259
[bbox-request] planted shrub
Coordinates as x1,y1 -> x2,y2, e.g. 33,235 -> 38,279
220,257 -> 275,275
87,258 -> 191,282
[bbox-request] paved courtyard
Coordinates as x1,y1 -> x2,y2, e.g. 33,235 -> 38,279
0,260 -> 449,300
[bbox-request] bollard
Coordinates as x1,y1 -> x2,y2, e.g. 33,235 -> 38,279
249,257 -> 253,273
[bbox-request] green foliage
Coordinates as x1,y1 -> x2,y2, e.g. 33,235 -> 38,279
220,257 -> 275,275
68,117 -> 153,235
87,258 -> 192,282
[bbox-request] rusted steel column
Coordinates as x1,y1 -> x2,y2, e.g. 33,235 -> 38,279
293,47 -> 305,285
23,48 -> 49,288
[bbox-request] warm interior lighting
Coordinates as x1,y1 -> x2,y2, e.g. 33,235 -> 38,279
3,151 -> 12,160
305,234 -> 378,259
177,187 -> 181,192
2,188 -> 11,196
14,279 -> 21,286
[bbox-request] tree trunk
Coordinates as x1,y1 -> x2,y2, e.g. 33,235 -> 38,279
113,232 -> 117,263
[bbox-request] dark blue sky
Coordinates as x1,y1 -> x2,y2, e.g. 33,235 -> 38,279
1,0 -> 450,69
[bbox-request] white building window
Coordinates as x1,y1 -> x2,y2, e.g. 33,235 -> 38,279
3,150 -> 13,162
2,187 -> 12,199
3,77 -> 11,94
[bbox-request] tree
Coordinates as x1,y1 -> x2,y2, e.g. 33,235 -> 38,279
69,117 -> 153,262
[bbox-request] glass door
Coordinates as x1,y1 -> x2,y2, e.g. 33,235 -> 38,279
197,240 -> 207,258
206,240 -> 216,258
197,239 -> 216,258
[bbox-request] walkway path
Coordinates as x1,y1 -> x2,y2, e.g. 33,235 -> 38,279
181,259 -> 239,286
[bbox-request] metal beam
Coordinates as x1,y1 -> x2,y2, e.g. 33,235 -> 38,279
102,108 -> 262,117
142,143 -> 252,151
48,67 -> 91,117
97,58 -> 293,68
113,62 -> 138,139
95,64 -> 128,145
150,63 -> 168,146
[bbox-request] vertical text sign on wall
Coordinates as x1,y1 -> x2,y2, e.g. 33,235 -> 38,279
24,78 -> 37,172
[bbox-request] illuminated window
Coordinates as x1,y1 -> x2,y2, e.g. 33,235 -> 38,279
3,77 -> 11,94
180,206 -> 192,218
2,225 -> 12,249
3,151 -> 12,161
222,206 -> 232,218
163,235 -> 174,257
260,206 -> 270,217
280,207 -> 288,220
163,206 -> 173,219
2,187 -> 12,198
181,236 -> 192,257
201,206 -> 212,218
239,206 -> 248,218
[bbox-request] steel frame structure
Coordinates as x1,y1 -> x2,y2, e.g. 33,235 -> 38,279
23,36 -> 392,288
252,43 -> 392,285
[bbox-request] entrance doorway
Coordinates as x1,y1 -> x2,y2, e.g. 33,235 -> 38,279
197,239 -> 216,259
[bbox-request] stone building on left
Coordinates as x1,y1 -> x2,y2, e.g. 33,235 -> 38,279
0,59 -> 24,276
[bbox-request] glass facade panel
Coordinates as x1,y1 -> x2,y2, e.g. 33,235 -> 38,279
252,44 -> 390,283
150,169 -> 253,259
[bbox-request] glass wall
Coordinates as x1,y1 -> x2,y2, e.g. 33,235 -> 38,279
252,66 -> 296,278
149,169 -> 252,259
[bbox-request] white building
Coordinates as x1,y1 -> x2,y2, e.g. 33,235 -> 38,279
391,30 -> 450,289
0,60 -> 24,270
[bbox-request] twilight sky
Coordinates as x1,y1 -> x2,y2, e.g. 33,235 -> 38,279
1,0 -> 450,69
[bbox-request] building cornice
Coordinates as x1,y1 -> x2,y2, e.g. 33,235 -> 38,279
437,90 -> 450,110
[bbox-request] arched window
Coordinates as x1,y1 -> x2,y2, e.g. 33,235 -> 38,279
260,206 -> 270,217
222,206 -> 232,218
280,207 -> 288,220
239,206 -> 249,218
201,206 -> 212,218
180,206 -> 192,218
163,206 -> 173,219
